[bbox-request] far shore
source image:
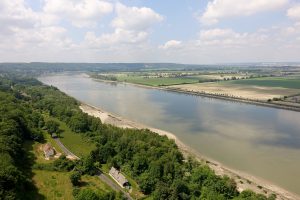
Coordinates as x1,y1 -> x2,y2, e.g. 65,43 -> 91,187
91,77 -> 300,113
80,103 -> 300,200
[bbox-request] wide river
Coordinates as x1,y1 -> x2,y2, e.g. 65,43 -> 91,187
39,73 -> 300,195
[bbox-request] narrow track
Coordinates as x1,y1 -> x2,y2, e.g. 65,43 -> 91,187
54,138 -> 133,200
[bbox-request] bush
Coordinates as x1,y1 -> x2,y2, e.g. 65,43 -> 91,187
70,171 -> 81,186
53,155 -> 75,171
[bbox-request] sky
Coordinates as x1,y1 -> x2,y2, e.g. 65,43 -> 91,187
1,0 -> 300,64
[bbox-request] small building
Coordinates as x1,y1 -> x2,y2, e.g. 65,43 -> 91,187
43,143 -> 55,159
109,167 -> 129,188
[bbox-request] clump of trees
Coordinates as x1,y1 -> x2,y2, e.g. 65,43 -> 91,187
45,120 -> 59,136
70,171 -> 81,186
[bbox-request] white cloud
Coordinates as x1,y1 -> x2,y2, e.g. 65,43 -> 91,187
200,0 -> 288,25
84,29 -> 148,48
43,0 -> 113,28
0,0 -> 39,34
0,0 -> 75,56
83,3 -> 163,49
112,3 -> 163,31
287,4 -> 300,20
159,40 -> 182,50
197,28 -> 268,47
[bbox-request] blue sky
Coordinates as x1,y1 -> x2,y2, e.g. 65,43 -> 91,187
0,0 -> 300,63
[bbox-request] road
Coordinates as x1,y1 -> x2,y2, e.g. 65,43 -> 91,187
53,137 -> 80,159
97,172 -> 133,200
54,137 -> 133,200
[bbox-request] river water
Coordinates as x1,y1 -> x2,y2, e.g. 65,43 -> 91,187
39,73 -> 300,195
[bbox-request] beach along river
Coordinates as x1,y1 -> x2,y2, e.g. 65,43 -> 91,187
39,73 -> 300,195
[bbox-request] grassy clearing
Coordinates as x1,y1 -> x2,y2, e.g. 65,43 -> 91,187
44,115 -> 96,157
24,135 -> 113,200
230,77 -> 300,89
32,170 -> 73,200
81,175 -> 112,194
31,170 -> 114,200
23,140 -> 54,165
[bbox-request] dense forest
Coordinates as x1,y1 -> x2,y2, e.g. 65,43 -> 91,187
0,77 -> 44,199
0,74 -> 276,200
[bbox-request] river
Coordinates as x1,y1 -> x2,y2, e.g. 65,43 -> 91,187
39,73 -> 300,195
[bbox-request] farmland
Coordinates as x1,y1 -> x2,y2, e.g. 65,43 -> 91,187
168,81 -> 299,101
90,69 -> 300,103
229,77 -> 300,89
90,71 -> 252,86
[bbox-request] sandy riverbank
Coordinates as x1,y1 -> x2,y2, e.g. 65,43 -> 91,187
80,103 -> 299,200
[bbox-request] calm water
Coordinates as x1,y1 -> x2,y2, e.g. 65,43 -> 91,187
39,74 -> 300,195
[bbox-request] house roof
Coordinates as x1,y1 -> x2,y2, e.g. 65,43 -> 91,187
109,167 -> 128,186
43,143 -> 55,157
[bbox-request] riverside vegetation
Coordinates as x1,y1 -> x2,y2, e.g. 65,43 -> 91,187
0,74 -> 277,200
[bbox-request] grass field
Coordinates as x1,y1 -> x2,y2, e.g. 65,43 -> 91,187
117,76 -> 199,86
32,170 -> 74,199
31,170 -> 114,200
230,77 -> 300,89
44,115 -> 96,157
80,175 -> 113,194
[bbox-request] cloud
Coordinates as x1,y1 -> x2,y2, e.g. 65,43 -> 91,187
43,0 -> 113,28
84,29 -> 148,48
83,3 -> 163,48
159,40 -> 182,50
197,28 -> 267,46
0,0 -> 75,55
200,0 -> 288,25
287,4 -> 300,20
0,0 -> 39,34
112,3 -> 163,31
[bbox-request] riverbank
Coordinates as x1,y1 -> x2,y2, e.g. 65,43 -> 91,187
92,78 -> 300,112
80,103 -> 299,200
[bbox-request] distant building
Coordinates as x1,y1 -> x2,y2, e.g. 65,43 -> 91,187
43,143 -> 55,159
109,167 -> 129,188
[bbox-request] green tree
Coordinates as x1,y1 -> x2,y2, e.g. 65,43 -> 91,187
70,171 -> 81,186
45,120 -> 59,136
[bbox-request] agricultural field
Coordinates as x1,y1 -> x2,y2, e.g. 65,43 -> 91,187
229,77 -> 300,89
186,73 -> 250,81
91,71 -> 252,86
118,76 -> 199,86
168,79 -> 300,101
91,70 -> 300,102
